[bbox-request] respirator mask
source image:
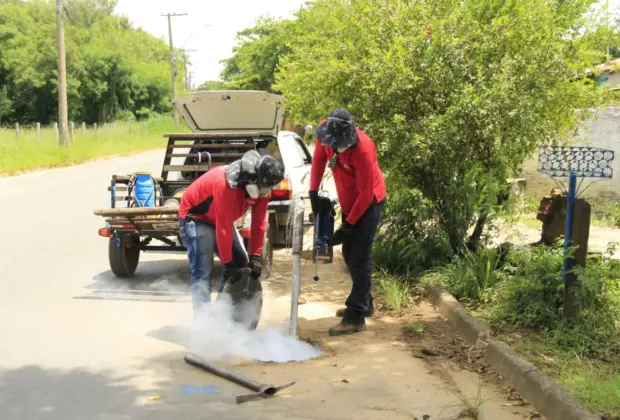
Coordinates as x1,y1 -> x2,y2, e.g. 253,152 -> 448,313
245,184 -> 272,199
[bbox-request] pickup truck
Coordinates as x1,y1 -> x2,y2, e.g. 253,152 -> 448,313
93,90 -> 334,282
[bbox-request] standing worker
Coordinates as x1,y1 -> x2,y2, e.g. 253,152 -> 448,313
308,109 -> 386,336
178,150 -> 285,312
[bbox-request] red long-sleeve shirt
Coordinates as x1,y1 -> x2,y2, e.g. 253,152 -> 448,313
178,166 -> 269,264
309,127 -> 386,225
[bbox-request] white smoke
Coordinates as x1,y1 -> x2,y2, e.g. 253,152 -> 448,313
187,294 -> 323,363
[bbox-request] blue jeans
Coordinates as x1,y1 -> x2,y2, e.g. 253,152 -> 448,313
179,218 -> 249,312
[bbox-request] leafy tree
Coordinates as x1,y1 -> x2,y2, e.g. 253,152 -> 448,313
196,80 -> 228,91
219,16 -> 293,92
0,0 -> 184,124
273,0 -> 611,269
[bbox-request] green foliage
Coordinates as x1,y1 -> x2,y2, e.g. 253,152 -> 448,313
515,336 -> 620,418
0,0 -> 181,125
0,116 -> 183,174
196,80 -> 228,91
423,241 -> 620,358
493,244 -> 567,330
421,247 -> 504,308
373,179 -> 452,273
266,0 -> 609,270
219,16 -> 293,92
375,269 -> 411,311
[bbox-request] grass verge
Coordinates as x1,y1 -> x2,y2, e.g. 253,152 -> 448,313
508,332 -> 620,419
418,243 -> 620,419
375,269 -> 412,311
0,116 -> 186,175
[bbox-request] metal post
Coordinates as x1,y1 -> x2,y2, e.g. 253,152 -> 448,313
289,198 -> 305,337
162,12 -> 188,124
36,122 -> 41,142
56,0 -> 69,147
15,123 -> 19,140
562,172 -> 577,287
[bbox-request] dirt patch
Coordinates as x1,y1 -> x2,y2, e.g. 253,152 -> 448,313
248,247 -> 545,419
374,296 -> 543,419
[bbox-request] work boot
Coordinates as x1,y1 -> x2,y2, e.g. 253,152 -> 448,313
328,319 -> 367,336
335,307 -> 374,317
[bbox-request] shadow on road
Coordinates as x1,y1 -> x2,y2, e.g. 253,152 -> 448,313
0,365 -> 170,420
74,259 -> 198,303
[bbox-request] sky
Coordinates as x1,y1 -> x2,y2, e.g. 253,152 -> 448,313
113,0 -> 620,87
114,0 -> 307,87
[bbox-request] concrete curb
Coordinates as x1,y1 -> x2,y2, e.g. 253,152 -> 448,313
424,286 -> 600,420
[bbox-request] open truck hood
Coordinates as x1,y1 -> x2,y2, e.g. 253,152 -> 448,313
173,90 -> 285,136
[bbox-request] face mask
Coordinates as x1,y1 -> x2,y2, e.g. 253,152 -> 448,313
246,184 -> 259,199
246,185 -> 271,199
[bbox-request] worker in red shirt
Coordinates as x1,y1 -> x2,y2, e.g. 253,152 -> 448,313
178,150 -> 285,312
309,109 -> 386,336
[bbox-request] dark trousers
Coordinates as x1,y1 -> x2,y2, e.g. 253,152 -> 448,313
342,199 -> 385,324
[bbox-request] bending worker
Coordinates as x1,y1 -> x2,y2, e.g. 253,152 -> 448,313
309,109 -> 386,336
178,150 -> 285,312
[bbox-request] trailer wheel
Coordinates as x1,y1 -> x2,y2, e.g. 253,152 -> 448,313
224,273 -> 263,331
108,234 -> 140,278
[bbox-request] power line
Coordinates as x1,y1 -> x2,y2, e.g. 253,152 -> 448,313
161,12 -> 188,124
182,49 -> 197,91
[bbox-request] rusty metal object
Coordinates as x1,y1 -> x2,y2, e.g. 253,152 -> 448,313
184,353 -> 296,404
534,188 -> 568,246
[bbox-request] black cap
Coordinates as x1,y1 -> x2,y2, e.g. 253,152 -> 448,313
314,109 -> 358,149
256,155 -> 285,187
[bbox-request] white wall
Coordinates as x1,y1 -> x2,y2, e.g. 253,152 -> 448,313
522,105 -> 620,203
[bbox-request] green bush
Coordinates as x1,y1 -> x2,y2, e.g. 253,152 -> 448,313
375,269 -> 412,311
421,247 -> 504,308
422,241 -> 620,357
611,204 -> 620,228
374,181 -> 453,274
492,245 -> 566,330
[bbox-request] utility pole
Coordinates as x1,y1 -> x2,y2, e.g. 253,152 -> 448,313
161,12 -> 188,124
56,0 -> 69,147
182,49 -> 197,91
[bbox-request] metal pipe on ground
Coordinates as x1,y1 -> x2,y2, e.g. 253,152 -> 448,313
289,198 -> 305,337
184,353 -> 296,404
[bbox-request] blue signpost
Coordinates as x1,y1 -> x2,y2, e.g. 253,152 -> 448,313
537,146 -> 615,319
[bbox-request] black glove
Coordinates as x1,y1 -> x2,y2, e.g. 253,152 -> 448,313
332,220 -> 354,246
309,190 -> 320,215
224,261 -> 239,283
248,255 -> 262,279
341,220 -> 354,235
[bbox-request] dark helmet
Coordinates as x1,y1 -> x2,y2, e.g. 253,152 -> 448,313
314,108 -> 358,149
225,150 -> 284,188
256,155 -> 285,187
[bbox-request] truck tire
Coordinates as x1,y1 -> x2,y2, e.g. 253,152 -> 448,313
224,272 -> 263,330
108,234 -> 140,278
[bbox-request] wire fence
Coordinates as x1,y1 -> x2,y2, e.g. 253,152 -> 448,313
2,120 -> 163,144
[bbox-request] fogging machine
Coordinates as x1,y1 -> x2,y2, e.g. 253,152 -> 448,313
312,193 -> 337,280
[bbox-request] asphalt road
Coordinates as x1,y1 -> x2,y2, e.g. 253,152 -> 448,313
0,151 -> 527,420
